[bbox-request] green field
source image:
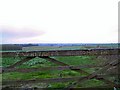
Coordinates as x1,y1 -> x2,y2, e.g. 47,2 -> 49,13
22,46 -> 86,51
2,46 -> 117,89
2,56 -> 110,88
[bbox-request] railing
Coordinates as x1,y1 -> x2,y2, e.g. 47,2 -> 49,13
1,48 -> 120,89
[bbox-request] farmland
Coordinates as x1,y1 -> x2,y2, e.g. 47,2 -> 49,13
1,44 -> 119,89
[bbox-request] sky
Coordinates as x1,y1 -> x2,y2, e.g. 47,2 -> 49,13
0,0 -> 119,44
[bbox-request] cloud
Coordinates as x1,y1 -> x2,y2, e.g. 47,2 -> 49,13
1,26 -> 46,43
0,0 -> 118,44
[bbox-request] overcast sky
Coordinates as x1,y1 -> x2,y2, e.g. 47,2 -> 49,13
0,0 -> 119,44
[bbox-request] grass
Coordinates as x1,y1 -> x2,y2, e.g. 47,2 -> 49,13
52,56 -> 96,66
76,79 -> 105,88
2,55 -> 108,88
22,46 -> 86,51
2,45 -> 117,88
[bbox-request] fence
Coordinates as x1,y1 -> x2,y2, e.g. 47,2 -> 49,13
1,48 -> 120,89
